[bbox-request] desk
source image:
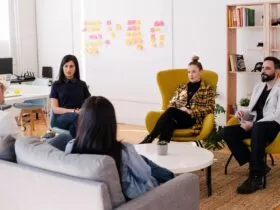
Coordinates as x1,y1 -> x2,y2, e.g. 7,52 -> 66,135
4,84 -> 51,104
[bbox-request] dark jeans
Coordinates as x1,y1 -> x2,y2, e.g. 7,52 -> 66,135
149,107 -> 196,142
223,121 -> 280,172
141,156 -> 174,184
55,112 -> 78,138
47,133 -> 73,151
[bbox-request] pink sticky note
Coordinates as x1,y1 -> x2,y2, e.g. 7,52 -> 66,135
107,20 -> 112,25
105,40 -> 111,45
98,34 -> 103,39
89,34 -> 98,40
160,21 -> 165,26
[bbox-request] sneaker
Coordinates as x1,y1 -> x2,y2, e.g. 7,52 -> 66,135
237,175 -> 263,194
140,135 -> 153,144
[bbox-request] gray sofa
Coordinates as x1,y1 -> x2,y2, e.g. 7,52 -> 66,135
0,137 -> 199,210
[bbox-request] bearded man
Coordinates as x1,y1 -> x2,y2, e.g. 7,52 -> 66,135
223,56 -> 280,194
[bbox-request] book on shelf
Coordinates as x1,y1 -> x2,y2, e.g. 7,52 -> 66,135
229,54 -> 246,72
228,7 -> 255,27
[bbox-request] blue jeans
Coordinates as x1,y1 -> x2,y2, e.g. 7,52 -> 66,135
141,156 -> 174,184
55,113 -> 78,138
47,133 -> 73,151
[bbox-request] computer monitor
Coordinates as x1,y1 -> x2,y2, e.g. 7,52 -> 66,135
0,58 -> 13,75
42,66 -> 53,79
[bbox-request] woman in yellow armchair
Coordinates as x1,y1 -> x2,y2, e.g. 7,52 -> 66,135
141,56 -> 215,144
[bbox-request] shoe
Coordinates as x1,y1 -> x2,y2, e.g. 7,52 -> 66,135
237,175 -> 263,194
265,165 -> 271,175
140,135 -> 153,144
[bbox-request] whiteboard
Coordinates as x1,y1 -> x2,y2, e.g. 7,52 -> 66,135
80,0 -> 173,103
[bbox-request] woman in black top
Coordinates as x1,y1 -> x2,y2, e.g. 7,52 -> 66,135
141,56 -> 215,144
50,55 -> 90,137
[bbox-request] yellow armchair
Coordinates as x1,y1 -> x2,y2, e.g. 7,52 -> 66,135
145,69 -> 218,143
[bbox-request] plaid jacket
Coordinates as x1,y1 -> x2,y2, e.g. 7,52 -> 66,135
169,80 -> 215,135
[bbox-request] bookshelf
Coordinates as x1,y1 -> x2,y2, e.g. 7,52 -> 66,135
226,2 -> 280,120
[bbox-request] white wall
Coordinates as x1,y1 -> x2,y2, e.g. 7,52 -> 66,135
0,41 -> 11,57
9,0 -> 38,76
36,0 -> 74,79
35,0 -> 274,125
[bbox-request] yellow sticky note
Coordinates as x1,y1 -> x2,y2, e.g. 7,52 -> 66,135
111,32 -> 116,39
108,27 -> 113,31
116,24 -> 122,31
126,39 -> 131,45
160,35 -> 165,41
126,32 -> 131,36
99,40 -> 103,46
136,45 -> 143,50
155,27 -> 161,32
160,42 -> 164,47
136,20 -> 141,25
97,21 -> 102,25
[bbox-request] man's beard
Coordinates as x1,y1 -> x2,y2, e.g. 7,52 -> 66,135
261,73 -> 276,82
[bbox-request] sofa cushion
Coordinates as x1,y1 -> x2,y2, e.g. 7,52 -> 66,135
15,137 -> 125,208
0,135 -> 16,162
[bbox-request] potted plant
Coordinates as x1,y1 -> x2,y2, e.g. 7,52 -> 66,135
157,140 -> 168,156
239,97 -> 250,106
204,103 -> 226,150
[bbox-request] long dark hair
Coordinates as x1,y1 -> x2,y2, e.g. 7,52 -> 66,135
73,96 -> 122,171
58,54 -> 80,82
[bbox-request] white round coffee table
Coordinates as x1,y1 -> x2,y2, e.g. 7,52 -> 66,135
134,142 -> 214,196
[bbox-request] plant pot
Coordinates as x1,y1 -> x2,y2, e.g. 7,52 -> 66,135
157,144 -> 168,156
238,105 -> 250,112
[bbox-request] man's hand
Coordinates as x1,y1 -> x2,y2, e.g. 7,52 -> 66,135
236,110 -> 245,121
240,120 -> 253,131
180,107 -> 192,115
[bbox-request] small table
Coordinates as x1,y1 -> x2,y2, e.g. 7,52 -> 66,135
134,142 -> 214,196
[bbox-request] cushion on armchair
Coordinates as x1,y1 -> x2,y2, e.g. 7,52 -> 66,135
15,137 -> 125,208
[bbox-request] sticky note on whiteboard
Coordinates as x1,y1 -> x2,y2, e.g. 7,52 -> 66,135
116,24 -> 122,31
111,32 -> 116,39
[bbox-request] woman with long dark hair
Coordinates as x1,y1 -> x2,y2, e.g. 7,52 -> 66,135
50,96 -> 174,200
50,55 -> 90,137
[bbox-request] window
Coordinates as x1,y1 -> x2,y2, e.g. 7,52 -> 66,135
0,0 -> 10,41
